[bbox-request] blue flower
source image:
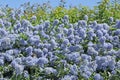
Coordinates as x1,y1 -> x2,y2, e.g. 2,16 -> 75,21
99,36 -> 106,44
109,17 -> 114,22
0,28 -> 7,37
81,54 -> 89,60
66,52 -> 80,63
116,50 -> 120,58
38,25 -> 43,31
34,48 -> 43,57
31,15 -> 37,21
68,45 -> 82,52
24,56 -> 38,66
111,70 -> 116,75
78,28 -> 86,39
67,28 -> 74,36
44,67 -> 57,75
20,39 -> 28,46
25,46 -> 33,56
61,75 -> 78,80
59,23 -> 64,28
63,38 -> 69,45
115,20 -> 120,28
64,15 -> 69,20
50,39 -> 57,48
37,57 -> 49,67
87,47 -> 98,55
56,33 -> 64,39
95,24 -> 103,30
85,71 -> 92,78
70,64 -> 78,75
4,54 -> 13,62
116,61 -> 120,69
43,48 -> 48,55
21,19 -> 31,27
87,29 -> 96,40
28,35 -> 40,45
74,35 -> 82,44
114,29 -> 120,35
44,20 -> 50,29
0,59 -> 4,66
68,23 -> 72,28
94,73 -> 102,80
93,21 -> 97,27
96,30 -> 103,38
103,43 -> 113,51
53,19 -> 59,26
84,15 -> 88,21
23,70 -> 29,78
15,64 -> 24,75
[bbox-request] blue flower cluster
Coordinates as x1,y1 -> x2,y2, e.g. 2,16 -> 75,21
0,9 -> 120,80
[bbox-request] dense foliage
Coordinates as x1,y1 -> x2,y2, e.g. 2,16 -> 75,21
0,0 -> 120,80
0,0 -> 120,24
